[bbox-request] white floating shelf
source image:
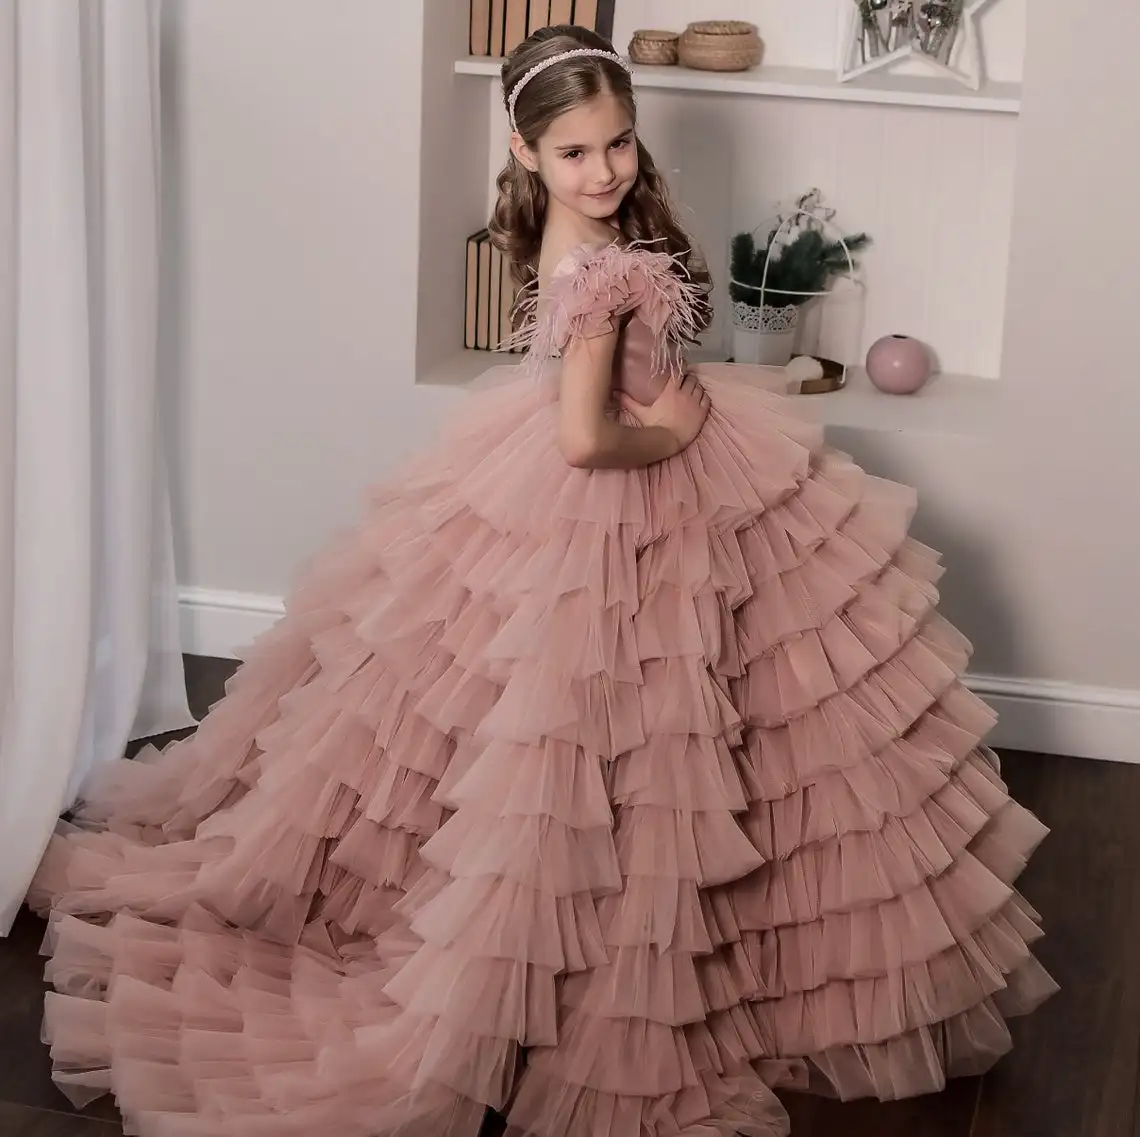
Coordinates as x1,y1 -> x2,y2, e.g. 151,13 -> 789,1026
419,349 -> 520,387
419,349 -> 997,438
792,367 -> 997,436
454,56 -> 1021,115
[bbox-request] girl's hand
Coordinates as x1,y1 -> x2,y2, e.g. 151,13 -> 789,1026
617,374 -> 711,454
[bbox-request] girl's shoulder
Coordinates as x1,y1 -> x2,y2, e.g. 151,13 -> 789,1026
539,237 -> 621,292
509,239 -> 705,367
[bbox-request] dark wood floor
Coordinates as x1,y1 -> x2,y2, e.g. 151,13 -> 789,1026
1,655 -> 1136,1136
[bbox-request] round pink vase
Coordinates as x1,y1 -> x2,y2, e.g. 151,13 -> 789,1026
865,334 -> 932,394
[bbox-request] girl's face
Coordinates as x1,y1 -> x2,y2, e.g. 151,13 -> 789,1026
514,90 -> 638,223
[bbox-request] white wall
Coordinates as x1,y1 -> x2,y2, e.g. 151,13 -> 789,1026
995,0 -> 1140,693
648,95 -> 1017,377
160,0 -> 459,598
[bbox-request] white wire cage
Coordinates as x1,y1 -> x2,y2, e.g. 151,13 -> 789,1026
727,206 -> 867,390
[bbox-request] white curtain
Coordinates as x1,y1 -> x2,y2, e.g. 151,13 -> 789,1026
0,0 -> 195,935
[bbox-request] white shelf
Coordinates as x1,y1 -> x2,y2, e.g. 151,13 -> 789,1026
792,366 -> 997,436
418,349 -> 997,438
454,56 -> 1021,115
419,349 -> 521,387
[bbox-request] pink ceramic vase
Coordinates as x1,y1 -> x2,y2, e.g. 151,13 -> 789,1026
865,334 -> 932,394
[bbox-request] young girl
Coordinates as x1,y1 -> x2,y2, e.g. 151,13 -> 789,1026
27,24 -> 1056,1137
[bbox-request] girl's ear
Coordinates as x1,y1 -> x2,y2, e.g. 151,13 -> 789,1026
510,132 -> 539,174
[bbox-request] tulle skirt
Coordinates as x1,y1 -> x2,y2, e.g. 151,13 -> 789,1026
27,368 -> 1057,1137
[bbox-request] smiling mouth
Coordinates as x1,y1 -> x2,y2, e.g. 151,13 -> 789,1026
586,187 -> 619,198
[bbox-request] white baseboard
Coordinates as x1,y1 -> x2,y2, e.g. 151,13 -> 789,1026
968,674 -> 1140,765
178,587 -> 285,661
178,587 -> 1140,765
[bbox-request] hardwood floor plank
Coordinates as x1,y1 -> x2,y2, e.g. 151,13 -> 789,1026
184,655 -> 240,720
0,1102 -> 121,1137
0,908 -> 121,1124
973,751 -> 1140,1137
124,655 -> 239,760
778,1076 -> 979,1136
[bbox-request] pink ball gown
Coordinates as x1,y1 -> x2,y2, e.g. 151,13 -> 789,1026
27,241 -> 1057,1137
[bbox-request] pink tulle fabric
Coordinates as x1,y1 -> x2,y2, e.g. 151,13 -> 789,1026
27,241 -> 1056,1137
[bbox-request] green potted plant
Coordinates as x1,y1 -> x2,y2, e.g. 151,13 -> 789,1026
729,193 -> 870,366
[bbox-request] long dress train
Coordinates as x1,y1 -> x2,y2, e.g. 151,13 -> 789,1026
26,242 -> 1057,1137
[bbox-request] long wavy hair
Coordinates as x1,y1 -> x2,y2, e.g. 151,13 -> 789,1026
488,25 -> 712,333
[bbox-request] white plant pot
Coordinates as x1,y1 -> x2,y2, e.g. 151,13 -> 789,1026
732,326 -> 798,366
731,300 -> 801,367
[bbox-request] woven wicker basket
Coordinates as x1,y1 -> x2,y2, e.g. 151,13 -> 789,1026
629,28 -> 680,66
678,20 -> 763,72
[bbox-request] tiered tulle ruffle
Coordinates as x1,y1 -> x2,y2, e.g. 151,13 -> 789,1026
26,244 -> 1055,1137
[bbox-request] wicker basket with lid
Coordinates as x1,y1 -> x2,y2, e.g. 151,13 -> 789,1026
628,28 -> 681,66
678,20 -> 763,72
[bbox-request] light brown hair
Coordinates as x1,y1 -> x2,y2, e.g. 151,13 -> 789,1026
488,25 -> 712,333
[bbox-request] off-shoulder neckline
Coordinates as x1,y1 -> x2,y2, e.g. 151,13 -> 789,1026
503,237 -> 703,374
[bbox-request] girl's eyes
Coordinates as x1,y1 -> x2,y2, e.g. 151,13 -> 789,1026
563,138 -> 631,161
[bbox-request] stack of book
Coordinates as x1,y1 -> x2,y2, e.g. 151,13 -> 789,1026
469,0 -> 617,57
464,230 -> 526,353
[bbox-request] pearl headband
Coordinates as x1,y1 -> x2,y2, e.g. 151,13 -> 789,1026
507,48 -> 633,133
